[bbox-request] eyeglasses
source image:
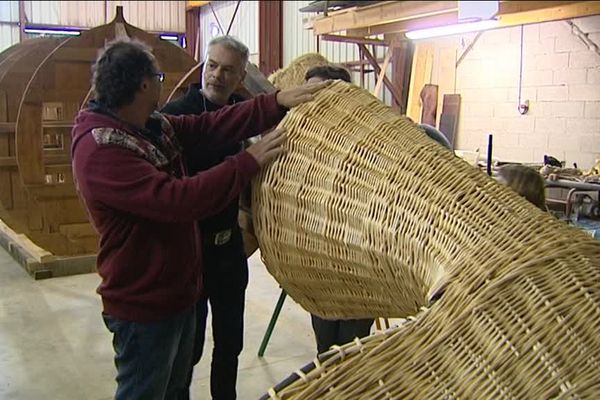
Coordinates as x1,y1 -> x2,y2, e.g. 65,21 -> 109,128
153,72 -> 165,82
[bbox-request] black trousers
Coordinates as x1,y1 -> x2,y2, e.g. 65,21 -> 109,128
184,228 -> 248,400
311,315 -> 374,354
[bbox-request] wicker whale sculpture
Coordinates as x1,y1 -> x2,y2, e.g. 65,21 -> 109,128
252,81 -> 600,398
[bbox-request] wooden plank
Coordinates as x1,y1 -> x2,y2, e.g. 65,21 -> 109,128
390,38 -> 414,113
406,42 -> 434,123
314,1 -> 591,36
27,254 -> 97,280
241,63 -> 277,97
0,222 -> 97,278
313,1 -> 458,35
498,1 -> 600,26
0,154 -> 70,168
54,62 -> 93,91
23,88 -> 88,105
238,209 -> 259,258
348,12 -> 458,36
166,63 -> 201,104
59,223 -> 96,240
27,183 -> 78,199
436,46 -> 457,123
9,172 -> 27,210
439,94 -> 461,149
16,101 -> 45,185
0,217 -> 54,263
456,31 -> 484,67
0,122 -> 16,133
0,91 -> 6,122
0,90 -> 13,209
0,156 -> 17,167
321,34 -> 390,46
40,197 -> 89,229
26,195 -> 44,231
373,45 -> 394,98
420,84 -> 438,127
0,89 -> 10,202
359,44 -> 402,106
299,1 -> 381,13
52,47 -> 98,63
258,0 -> 283,75
187,1 -> 211,9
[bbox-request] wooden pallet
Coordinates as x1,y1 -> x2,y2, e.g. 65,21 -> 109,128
0,217 -> 96,279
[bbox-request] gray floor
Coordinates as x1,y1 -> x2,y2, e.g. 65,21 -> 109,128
0,247 -> 317,400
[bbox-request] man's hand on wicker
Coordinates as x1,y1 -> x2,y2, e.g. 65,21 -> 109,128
276,80 -> 331,108
246,127 -> 286,167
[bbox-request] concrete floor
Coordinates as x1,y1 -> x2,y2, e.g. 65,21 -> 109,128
0,247 -> 317,400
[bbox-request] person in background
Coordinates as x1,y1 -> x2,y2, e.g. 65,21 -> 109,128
497,164 -> 547,211
418,123 -> 452,150
71,38 -> 328,400
304,64 -> 375,354
161,35 -> 251,400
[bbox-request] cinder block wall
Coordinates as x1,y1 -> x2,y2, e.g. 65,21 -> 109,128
425,16 -> 600,169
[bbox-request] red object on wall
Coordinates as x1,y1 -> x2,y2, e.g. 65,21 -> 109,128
185,7 -> 201,60
259,0 -> 282,76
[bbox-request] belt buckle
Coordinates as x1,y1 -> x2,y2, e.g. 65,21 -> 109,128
213,229 -> 232,246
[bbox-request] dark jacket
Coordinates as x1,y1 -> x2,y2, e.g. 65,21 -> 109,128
161,84 -> 247,235
71,93 -> 286,322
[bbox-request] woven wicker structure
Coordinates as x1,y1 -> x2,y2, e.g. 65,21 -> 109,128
269,53 -> 330,89
253,81 -> 600,398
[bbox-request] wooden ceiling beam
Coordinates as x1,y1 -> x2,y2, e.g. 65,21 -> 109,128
498,1 -> 600,26
313,1 -> 600,36
186,1 -> 210,10
347,13 -> 459,37
312,1 -> 458,35
320,34 -> 389,46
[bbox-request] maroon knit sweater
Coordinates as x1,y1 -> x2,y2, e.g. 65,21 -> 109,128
71,93 -> 285,322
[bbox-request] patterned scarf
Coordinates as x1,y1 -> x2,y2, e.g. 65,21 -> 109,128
88,102 -> 183,173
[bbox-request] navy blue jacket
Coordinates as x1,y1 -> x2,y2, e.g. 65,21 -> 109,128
161,83 -> 248,235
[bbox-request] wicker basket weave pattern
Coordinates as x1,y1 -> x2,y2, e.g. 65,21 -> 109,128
253,81 -> 600,399
269,53 -> 330,90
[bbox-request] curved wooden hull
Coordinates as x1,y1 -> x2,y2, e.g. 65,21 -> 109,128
0,10 -> 198,257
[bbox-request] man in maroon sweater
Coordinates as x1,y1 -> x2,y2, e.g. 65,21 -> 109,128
71,39 -> 327,400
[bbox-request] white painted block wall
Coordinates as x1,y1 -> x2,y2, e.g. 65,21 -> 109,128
427,16 -> 600,169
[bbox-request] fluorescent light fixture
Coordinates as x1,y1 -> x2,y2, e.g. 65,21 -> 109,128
160,34 -> 179,41
24,27 -> 81,36
405,19 -> 499,40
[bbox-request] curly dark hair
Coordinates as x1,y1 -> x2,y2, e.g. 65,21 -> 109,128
92,39 -> 158,109
305,65 -> 351,83
497,164 -> 546,211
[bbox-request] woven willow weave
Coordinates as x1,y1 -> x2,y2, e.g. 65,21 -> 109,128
268,53 -> 330,89
253,81 -> 600,399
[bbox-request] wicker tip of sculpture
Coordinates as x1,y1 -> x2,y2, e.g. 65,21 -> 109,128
252,80 -> 600,399
268,53 -> 331,90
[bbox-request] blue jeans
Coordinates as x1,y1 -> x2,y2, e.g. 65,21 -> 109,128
103,305 -> 196,400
